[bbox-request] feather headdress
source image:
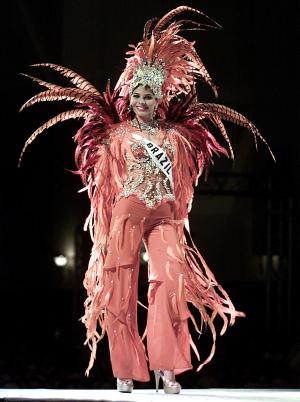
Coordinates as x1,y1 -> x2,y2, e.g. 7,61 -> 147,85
115,6 -> 221,102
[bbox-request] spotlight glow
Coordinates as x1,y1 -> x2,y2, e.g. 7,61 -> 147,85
54,255 -> 68,267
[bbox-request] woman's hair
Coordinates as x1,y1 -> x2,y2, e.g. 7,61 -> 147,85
131,84 -> 157,98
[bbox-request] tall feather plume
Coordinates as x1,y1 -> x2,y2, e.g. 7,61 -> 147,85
152,6 -> 222,97
143,17 -> 158,40
152,6 -> 222,36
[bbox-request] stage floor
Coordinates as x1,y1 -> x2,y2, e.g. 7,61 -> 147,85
0,389 -> 300,402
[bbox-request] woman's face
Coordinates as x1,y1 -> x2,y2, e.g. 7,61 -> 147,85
130,85 -> 158,122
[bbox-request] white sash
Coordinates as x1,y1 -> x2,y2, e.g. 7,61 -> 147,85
132,133 -> 173,188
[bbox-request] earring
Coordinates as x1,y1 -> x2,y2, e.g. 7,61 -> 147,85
128,104 -> 133,112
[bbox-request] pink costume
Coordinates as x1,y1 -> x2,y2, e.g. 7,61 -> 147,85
86,121 -> 235,381
19,6 -> 274,381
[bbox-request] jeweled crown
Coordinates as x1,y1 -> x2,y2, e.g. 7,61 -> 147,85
129,60 -> 166,99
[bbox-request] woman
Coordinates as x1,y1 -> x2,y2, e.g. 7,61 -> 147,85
19,6 -> 274,394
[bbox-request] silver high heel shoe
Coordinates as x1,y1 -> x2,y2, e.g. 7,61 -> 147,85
116,378 -> 133,393
154,370 -> 181,394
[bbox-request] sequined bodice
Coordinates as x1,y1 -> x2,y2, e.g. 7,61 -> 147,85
120,129 -> 176,208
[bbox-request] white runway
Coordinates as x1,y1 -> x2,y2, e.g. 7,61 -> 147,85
0,388 -> 299,402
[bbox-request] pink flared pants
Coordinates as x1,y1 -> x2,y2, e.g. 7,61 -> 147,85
102,196 -> 192,381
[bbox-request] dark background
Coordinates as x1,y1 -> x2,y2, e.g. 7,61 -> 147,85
1,0 -> 299,390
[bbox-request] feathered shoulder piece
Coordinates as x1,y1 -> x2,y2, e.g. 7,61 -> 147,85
165,87 -> 275,171
18,63 -> 130,179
